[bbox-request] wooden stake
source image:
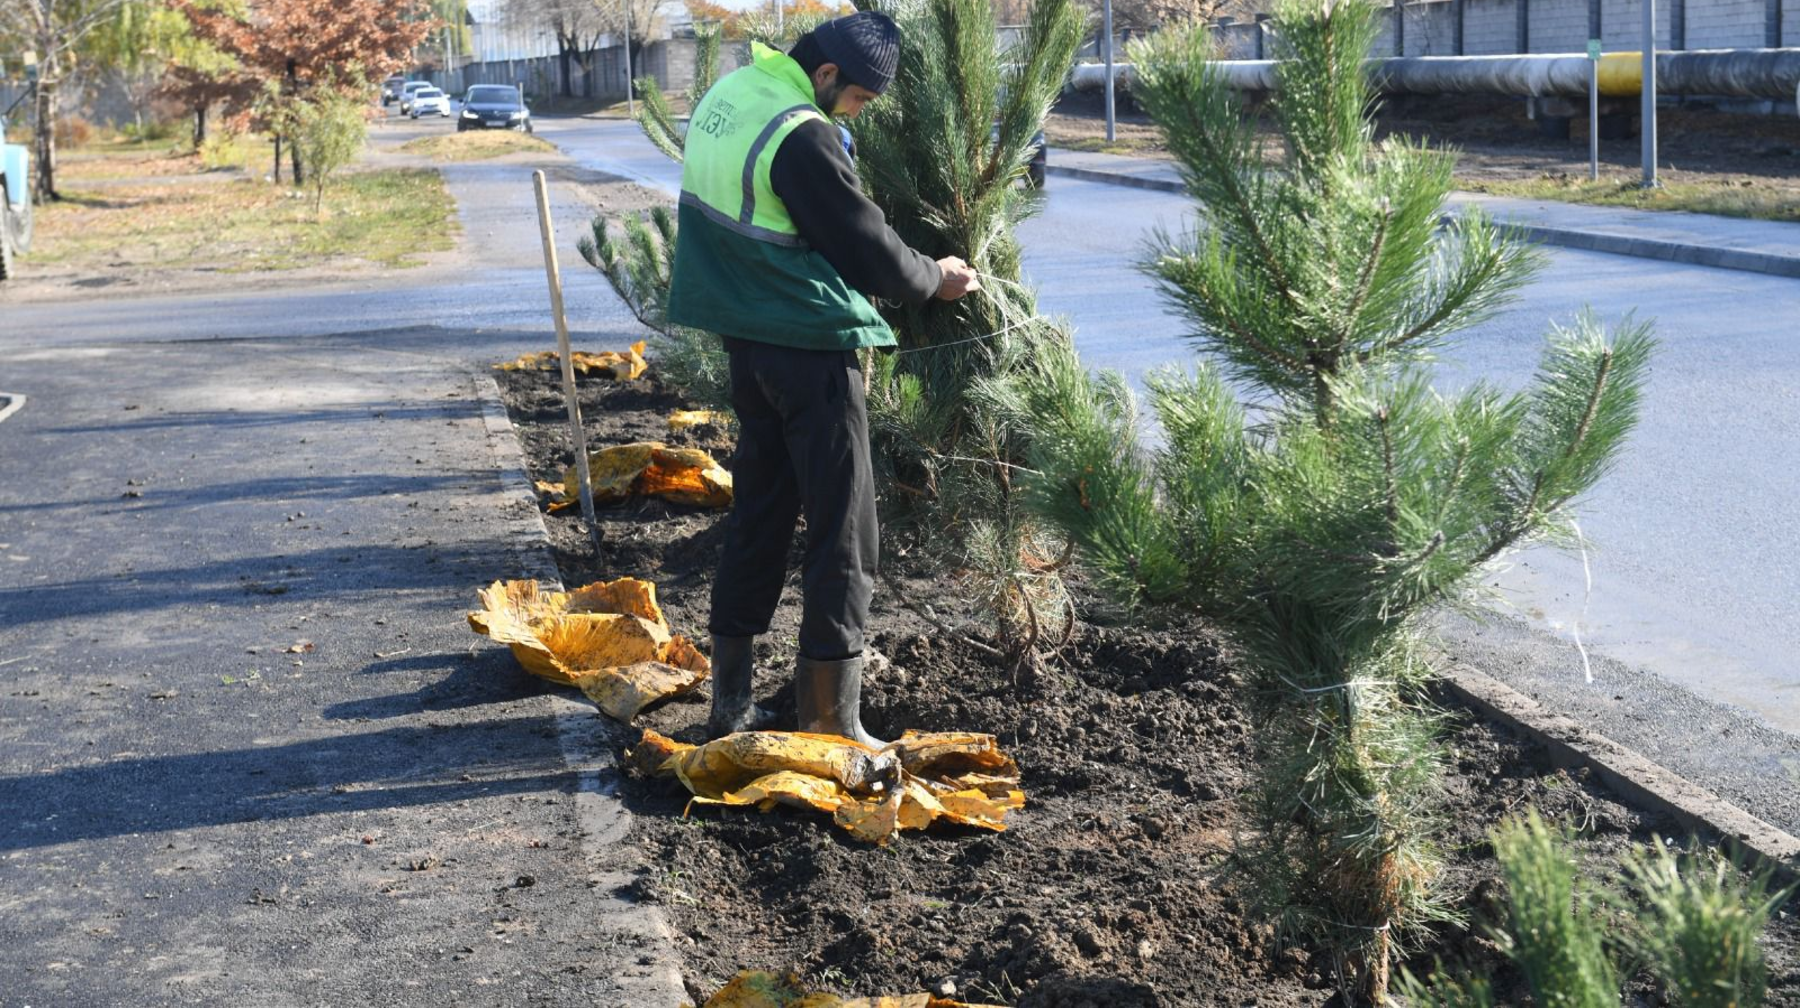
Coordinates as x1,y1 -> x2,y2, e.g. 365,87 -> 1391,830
532,170 -> 604,561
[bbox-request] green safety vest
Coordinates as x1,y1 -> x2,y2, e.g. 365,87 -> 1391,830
666,42 -> 896,352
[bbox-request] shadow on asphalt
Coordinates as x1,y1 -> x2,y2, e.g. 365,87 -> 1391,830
0,540 -> 527,630
320,652 -> 551,722
0,471 -> 487,520
0,686 -> 577,853
40,399 -> 472,437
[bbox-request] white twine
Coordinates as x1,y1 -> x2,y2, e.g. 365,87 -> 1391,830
1569,516 -> 1596,685
893,268 -> 1048,355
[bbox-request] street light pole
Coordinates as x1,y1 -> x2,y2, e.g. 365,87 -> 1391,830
622,0 -> 635,119
1641,0 -> 1658,187
1102,0 -> 1114,143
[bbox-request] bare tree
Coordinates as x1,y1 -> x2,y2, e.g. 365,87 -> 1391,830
1080,0 -> 1243,33
503,0 -> 605,96
0,0 -> 132,200
591,0 -> 665,94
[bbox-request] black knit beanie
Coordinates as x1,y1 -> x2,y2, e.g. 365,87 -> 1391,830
805,11 -> 901,95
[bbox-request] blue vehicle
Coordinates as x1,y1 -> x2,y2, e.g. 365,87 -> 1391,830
1,104 -> 33,281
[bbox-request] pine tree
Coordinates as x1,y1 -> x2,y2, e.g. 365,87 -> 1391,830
848,0 -> 1085,666
587,0 -> 1085,664
1010,0 -> 1654,1001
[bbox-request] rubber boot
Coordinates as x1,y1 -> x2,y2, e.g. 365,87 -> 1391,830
706,634 -> 774,740
795,654 -> 888,749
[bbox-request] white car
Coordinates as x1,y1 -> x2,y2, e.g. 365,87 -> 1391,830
409,87 -> 451,118
398,81 -> 433,115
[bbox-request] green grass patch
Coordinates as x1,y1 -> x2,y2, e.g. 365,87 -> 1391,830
400,130 -> 555,161
32,167 -> 458,273
1463,174 -> 1800,222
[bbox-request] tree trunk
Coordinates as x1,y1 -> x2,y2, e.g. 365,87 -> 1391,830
272,133 -> 283,183
559,44 -> 573,97
31,76 -> 57,202
194,105 -> 208,148
290,139 -> 304,187
1356,928 -> 1391,1007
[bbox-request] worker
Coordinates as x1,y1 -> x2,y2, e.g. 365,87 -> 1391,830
666,10 -> 981,747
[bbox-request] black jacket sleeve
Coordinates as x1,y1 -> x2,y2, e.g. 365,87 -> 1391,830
768,117 -> 943,305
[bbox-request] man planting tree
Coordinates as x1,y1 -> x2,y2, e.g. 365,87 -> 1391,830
667,10 -> 981,746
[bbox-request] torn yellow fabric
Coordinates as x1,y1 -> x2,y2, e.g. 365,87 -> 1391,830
558,442 -> 733,509
633,729 -> 1024,844
466,579 -> 710,719
494,341 -> 648,380
694,970 -> 1004,1008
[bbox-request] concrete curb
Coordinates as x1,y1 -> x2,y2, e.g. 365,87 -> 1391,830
1044,163 -> 1800,280
1046,161 -> 1185,193
1481,219 -> 1800,280
1437,655 -> 1800,884
473,370 -> 691,1006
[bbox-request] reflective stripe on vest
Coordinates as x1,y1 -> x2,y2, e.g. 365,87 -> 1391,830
679,42 -> 825,247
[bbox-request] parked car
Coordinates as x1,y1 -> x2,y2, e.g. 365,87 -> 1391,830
0,109 -> 34,282
398,81 -> 433,115
381,75 -> 407,105
409,87 -> 451,118
457,84 -> 532,133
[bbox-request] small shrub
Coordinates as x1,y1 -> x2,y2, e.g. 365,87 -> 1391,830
292,91 -> 368,213
198,132 -> 252,170
1399,812 -> 1794,1008
55,116 -> 95,148
1626,839 -> 1793,1008
119,117 -> 180,143
1490,811 -> 1621,1007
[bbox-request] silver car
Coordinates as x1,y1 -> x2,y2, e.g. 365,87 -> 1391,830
398,81 -> 433,115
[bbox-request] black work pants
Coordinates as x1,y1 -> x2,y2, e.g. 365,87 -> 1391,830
708,337 -> 877,661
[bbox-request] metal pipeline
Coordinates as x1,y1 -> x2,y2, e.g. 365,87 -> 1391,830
1068,48 -> 1800,101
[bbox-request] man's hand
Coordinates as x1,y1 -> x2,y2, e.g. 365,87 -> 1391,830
934,257 -> 982,301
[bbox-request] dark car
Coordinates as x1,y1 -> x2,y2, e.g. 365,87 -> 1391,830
458,85 -> 532,133
381,75 -> 406,106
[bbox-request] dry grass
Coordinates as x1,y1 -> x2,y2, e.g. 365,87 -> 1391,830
1459,174 -> 1800,222
56,134 -> 269,180
33,168 -> 458,272
399,130 -> 555,161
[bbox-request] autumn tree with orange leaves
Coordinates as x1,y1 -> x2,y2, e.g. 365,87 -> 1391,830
179,0 -> 437,182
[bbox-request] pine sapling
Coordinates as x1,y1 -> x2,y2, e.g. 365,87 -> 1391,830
1012,0 -> 1655,1001
1626,838 -> 1793,1008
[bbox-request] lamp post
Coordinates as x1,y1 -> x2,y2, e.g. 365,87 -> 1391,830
1641,0 -> 1657,187
622,0 -> 635,119
1102,0 -> 1114,143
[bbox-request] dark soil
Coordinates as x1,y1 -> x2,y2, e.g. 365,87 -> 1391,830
495,364 -> 1800,1007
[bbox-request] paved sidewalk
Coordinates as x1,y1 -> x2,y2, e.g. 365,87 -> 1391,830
1046,146 -> 1800,279
0,154 -> 687,1006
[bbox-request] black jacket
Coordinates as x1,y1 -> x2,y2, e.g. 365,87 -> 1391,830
768,117 -> 943,306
